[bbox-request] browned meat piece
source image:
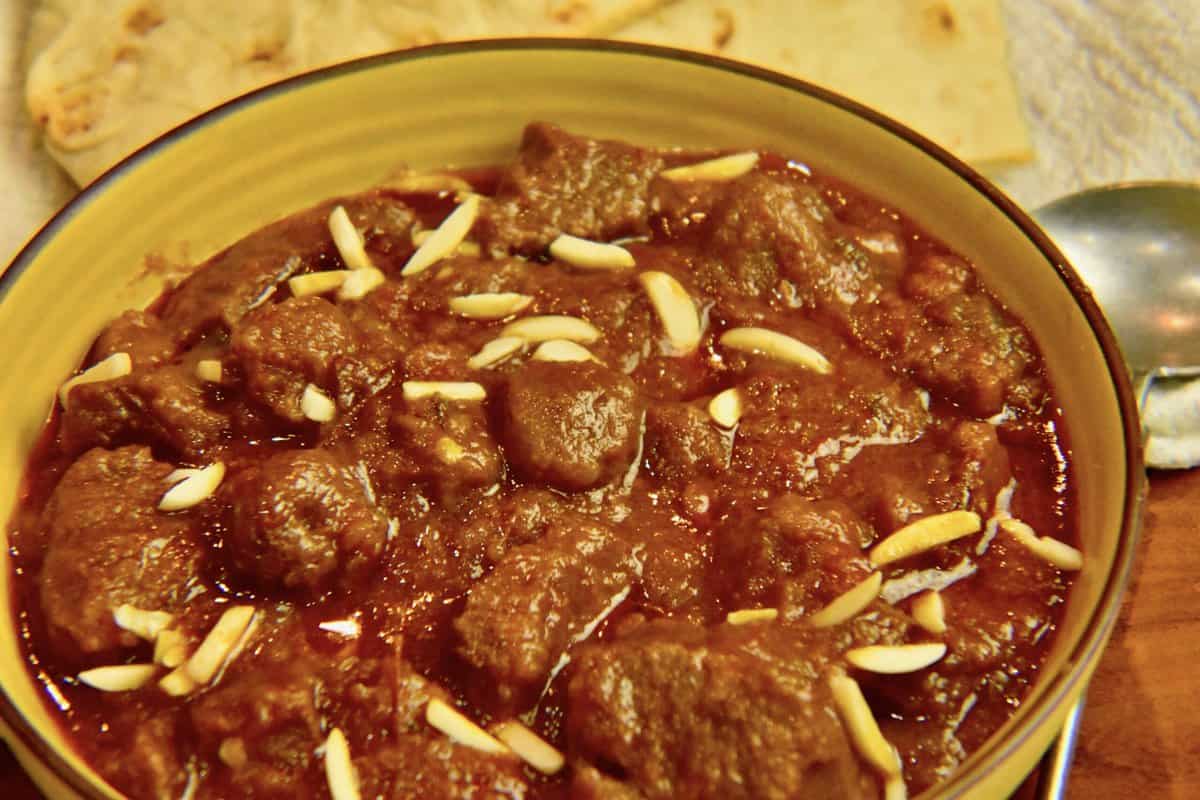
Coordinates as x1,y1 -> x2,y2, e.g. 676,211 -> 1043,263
61,364 -> 229,459
567,620 -> 875,800
643,401 -> 729,481
498,360 -> 643,492
231,295 -> 390,422
93,310 -> 177,368
454,516 -> 641,709
710,495 -> 876,614
93,710 -> 188,800
224,449 -> 387,593
162,192 -> 415,343
39,446 -> 204,656
476,122 -> 665,253
572,766 -> 647,800
358,736 -> 528,800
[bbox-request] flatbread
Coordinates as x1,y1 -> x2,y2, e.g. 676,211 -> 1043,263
25,0 -> 669,185
615,0 -> 1032,165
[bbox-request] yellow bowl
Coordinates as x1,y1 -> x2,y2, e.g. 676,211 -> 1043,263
0,40 -> 1143,799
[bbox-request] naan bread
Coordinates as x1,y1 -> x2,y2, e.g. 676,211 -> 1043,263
615,0 -> 1032,165
25,0 -> 669,185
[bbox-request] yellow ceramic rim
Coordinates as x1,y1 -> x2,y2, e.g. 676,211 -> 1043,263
0,39 -> 1145,799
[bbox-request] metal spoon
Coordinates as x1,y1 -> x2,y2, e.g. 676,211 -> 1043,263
1030,181 -> 1200,799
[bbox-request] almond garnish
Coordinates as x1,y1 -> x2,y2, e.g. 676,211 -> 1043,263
830,672 -> 901,777
638,271 -> 701,354
719,327 -> 832,374
77,664 -> 157,692
809,572 -> 882,628
402,381 -> 486,402
184,605 -> 257,685
388,173 -> 472,194
548,234 -> 635,270
999,519 -> 1084,571
113,605 -> 174,642
324,728 -> 361,800
660,151 -> 759,182
707,387 -> 744,428
158,665 -> 197,696
531,340 -> 598,363
412,229 -> 481,256
301,384 -> 336,423
336,267 -> 386,301
58,351 -> 132,408
869,510 -> 981,567
328,206 -> 372,270
154,629 -> 188,669
158,463 -> 225,511
425,698 -> 510,755
194,359 -> 223,383
493,721 -> 565,775
845,643 -> 947,674
467,337 -> 525,370
726,608 -> 778,625
288,270 -> 351,297
403,194 -> 480,276
449,292 -> 534,321
912,591 -> 947,634
501,315 -> 601,344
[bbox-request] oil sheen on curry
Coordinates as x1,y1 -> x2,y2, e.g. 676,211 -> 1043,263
8,124 -> 1080,799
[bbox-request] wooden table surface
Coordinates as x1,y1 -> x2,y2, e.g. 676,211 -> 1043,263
0,467 -> 1195,799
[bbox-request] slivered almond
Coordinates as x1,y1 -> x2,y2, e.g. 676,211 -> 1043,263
719,327 -> 832,374
493,721 -> 565,775
549,234 -> 635,270
159,463 -> 225,511
324,728 -> 361,800
154,629 -> 188,668
402,381 -> 486,402
328,206 -> 372,270
809,572 -> 882,628
77,664 -> 157,692
912,591 -> 947,634
301,384 -> 336,423
113,605 -> 174,642
999,519 -> 1083,571
467,337 -> 525,370
413,229 -> 481,256
388,173 -> 473,194
289,270 -> 351,297
195,359 -> 223,383
58,351 -> 132,408
845,643 -> 947,674
449,293 -> 533,320
869,510 -> 981,566
435,437 -> 466,465
337,267 -> 386,301
426,698 -> 510,755
158,665 -> 197,696
184,606 -> 256,685
532,340 -> 597,363
638,271 -> 701,354
830,672 -> 901,777
660,151 -> 759,182
726,608 -> 778,625
707,388 -> 744,428
501,315 -> 601,344
403,194 -> 480,276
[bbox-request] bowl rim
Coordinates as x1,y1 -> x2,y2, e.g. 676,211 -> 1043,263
0,37 -> 1145,799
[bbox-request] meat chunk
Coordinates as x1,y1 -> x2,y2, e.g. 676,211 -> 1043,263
454,517 -> 641,709
231,295 -> 389,422
477,122 -> 665,253
39,446 -> 204,656
499,360 -> 643,492
711,495 -> 875,614
94,710 -> 188,800
61,364 -> 230,459
358,737 -> 529,800
567,620 -> 874,800
93,310 -> 176,368
224,448 -> 387,593
643,402 -> 729,481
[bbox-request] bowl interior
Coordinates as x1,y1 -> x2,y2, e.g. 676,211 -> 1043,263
0,41 -> 1139,798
